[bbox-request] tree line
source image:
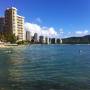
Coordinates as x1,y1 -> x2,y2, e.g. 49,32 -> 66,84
0,32 -> 17,43
62,35 -> 90,44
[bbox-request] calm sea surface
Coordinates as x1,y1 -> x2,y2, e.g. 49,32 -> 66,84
0,45 -> 90,90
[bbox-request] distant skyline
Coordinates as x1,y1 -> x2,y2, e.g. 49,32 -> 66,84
0,0 -> 90,38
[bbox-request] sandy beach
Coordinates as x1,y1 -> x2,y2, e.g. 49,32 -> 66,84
0,42 -> 18,48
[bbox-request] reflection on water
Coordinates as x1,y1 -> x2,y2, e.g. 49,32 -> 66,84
0,45 -> 90,90
0,47 -> 27,90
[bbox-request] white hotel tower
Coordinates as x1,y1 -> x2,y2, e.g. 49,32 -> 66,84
5,7 -> 25,41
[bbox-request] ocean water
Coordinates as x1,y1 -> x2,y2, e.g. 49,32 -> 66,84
0,44 -> 90,90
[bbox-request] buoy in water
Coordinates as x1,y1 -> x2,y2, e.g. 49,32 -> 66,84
79,50 -> 82,53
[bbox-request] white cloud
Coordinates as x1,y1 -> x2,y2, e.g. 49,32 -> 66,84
35,17 -> 42,23
59,28 -> 64,34
75,30 -> 89,36
24,22 -> 59,38
24,22 -> 89,38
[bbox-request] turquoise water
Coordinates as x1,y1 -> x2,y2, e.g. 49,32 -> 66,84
0,45 -> 90,90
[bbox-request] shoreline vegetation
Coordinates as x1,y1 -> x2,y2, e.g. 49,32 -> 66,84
0,42 -> 90,48
0,32 -> 90,48
62,35 -> 90,44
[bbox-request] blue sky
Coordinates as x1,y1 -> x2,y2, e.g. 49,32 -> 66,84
0,0 -> 90,38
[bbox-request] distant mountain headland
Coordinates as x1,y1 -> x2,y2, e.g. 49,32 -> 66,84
62,35 -> 90,44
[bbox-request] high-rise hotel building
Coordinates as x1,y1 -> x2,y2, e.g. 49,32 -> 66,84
0,17 -> 5,33
4,7 -> 25,41
26,31 -> 31,41
17,15 -> 24,41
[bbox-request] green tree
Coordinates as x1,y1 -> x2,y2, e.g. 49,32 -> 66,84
4,33 -> 17,43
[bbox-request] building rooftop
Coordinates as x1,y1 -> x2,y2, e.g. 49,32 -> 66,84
6,7 -> 17,10
17,15 -> 25,18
